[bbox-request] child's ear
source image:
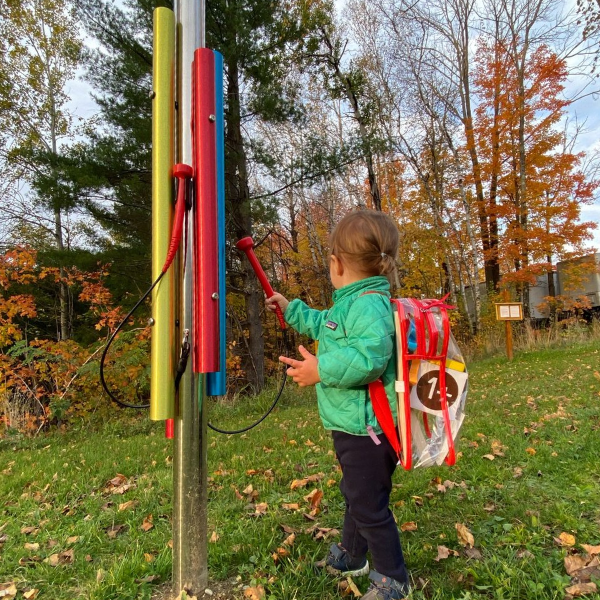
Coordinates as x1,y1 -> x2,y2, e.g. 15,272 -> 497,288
331,254 -> 344,276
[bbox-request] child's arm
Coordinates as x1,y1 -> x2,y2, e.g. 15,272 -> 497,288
271,296 -> 328,340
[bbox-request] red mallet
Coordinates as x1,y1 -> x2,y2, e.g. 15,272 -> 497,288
236,237 -> 286,330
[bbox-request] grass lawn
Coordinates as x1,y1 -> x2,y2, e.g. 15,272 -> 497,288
1,340 -> 600,599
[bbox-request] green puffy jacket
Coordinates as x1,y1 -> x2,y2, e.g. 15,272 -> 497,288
285,276 -> 396,436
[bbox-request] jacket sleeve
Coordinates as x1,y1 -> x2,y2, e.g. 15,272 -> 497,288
318,295 -> 393,388
285,298 -> 328,340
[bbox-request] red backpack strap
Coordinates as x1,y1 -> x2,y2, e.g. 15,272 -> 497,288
368,379 -> 402,463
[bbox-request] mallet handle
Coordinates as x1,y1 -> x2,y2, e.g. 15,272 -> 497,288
236,237 -> 286,329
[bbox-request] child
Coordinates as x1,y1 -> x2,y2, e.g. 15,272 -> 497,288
265,210 -> 411,600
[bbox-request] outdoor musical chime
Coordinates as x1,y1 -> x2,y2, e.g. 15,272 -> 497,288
150,3 -> 283,595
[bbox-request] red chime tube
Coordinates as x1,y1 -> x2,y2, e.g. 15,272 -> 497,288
192,49 -> 219,373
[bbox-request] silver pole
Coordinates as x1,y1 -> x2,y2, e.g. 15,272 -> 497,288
172,0 -> 208,595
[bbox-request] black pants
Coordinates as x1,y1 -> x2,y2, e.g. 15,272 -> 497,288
332,430 -> 409,585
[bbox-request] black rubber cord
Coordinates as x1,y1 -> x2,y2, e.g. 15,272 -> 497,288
99,272 -> 165,409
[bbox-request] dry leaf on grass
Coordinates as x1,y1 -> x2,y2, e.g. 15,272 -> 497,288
0,583 -> 17,599
582,544 -> 600,555
565,582 -> 597,596
253,502 -> 268,517
23,590 -> 39,600
141,515 -> 154,531
24,543 -> 40,551
491,440 -> 506,456
464,547 -> 483,560
555,532 -> 576,547
434,545 -> 459,561
45,549 -> 74,566
400,522 -> 418,532
455,523 -> 475,548
290,479 -> 308,490
338,577 -> 362,597
565,555 -> 591,576
106,524 -> 127,538
244,584 -> 265,600
304,489 -> 323,509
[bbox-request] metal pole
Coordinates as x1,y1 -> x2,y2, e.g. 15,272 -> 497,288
173,0 -> 208,595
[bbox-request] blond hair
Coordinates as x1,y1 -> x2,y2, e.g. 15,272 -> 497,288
329,210 -> 399,278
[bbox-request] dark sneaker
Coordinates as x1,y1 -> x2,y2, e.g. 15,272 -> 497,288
361,570 -> 411,600
314,543 -> 369,577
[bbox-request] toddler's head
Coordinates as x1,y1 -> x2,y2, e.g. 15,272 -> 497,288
329,210 -> 399,279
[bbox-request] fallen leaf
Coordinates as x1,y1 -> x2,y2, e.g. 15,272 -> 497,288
290,479 -> 308,490
400,522 -> 418,532
282,503 -> 300,511
141,515 -> 154,532
253,502 -> 268,517
106,524 -> 127,538
491,440 -> 506,456
45,549 -> 74,566
555,532 -> 576,547
20,526 -> 38,535
582,544 -> 600,555
118,500 -> 137,512
455,523 -> 475,548
67,536 -> 79,545
0,583 -> 17,599
482,454 -> 495,461
23,590 -> 39,600
19,556 -> 42,566
24,543 -> 40,551
464,547 -> 482,560
565,554 -> 591,576
108,474 -> 127,487
304,489 -> 323,509
209,531 -> 220,543
272,546 -> 290,561
244,585 -> 265,600
411,496 -> 424,506
513,467 -> 523,478
525,447 -> 536,455
565,582 -> 597,596
144,553 -> 155,563
434,545 -> 457,561
338,576 -> 362,597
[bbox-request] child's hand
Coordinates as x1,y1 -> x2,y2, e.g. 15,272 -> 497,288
279,345 -> 320,387
266,292 -> 289,315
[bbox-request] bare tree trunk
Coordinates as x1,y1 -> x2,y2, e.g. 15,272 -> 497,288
226,58 -> 264,392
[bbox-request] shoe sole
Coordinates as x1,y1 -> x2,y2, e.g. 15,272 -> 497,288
325,561 -> 370,578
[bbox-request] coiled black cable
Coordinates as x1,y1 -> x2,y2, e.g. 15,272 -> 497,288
100,279 -> 289,432
99,272 -> 165,409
